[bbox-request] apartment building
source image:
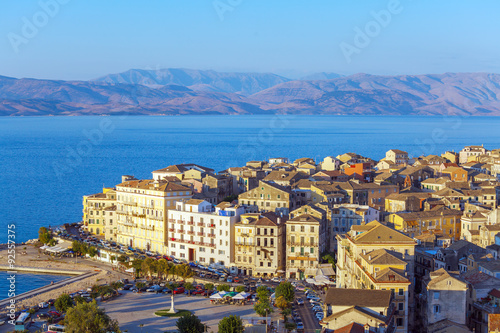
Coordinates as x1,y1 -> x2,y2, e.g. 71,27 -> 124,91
331,204 -> 380,235
386,149 -> 409,165
82,187 -> 116,236
459,145 -> 488,164
285,214 -> 327,279
167,200 -> 243,267
115,176 -> 192,254
387,207 -> 462,240
238,180 -> 296,215
234,212 -> 286,277
336,221 -> 416,333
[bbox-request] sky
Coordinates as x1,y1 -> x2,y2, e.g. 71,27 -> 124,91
0,0 -> 499,80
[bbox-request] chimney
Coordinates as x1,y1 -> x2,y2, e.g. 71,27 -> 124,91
362,249 -> 366,255
368,255 -> 372,261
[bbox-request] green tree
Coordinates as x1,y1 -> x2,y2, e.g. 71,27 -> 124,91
65,300 -> 121,333
117,254 -> 128,264
184,282 -> 194,296
322,252 -> 336,270
254,286 -> 272,317
176,312 -> 204,333
38,227 -> 52,244
73,295 -> 86,305
236,286 -> 245,293
205,283 -> 214,298
217,284 -> 231,292
110,281 -> 124,291
54,293 -> 74,313
275,282 -> 295,303
218,315 -> 244,333
87,246 -> 98,258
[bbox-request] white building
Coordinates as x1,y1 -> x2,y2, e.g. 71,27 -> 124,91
168,200 -> 244,268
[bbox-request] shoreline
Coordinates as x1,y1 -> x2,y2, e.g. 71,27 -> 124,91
0,244 -> 129,313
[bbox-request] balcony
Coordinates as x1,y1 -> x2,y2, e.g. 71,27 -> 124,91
187,230 -> 195,235
168,228 -> 174,232
473,302 -> 500,314
168,219 -> 176,223
209,224 -> 216,228
207,233 -> 216,238
197,222 -> 204,227
177,229 -> 185,233
197,232 -> 205,236
187,221 -> 195,226
177,220 -> 185,225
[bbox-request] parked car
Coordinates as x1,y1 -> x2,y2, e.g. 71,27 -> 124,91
296,298 -> 304,306
192,289 -> 205,295
271,277 -> 281,283
226,277 -> 233,283
38,302 -> 49,309
37,313 -> 52,320
48,311 -> 61,318
312,305 -> 322,312
309,297 -> 321,303
315,312 -> 324,320
173,287 -> 185,294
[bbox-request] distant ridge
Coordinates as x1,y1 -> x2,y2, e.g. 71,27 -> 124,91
1,70 -> 500,116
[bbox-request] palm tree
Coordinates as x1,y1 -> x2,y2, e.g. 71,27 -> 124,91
157,259 -> 169,281
184,282 -> 193,296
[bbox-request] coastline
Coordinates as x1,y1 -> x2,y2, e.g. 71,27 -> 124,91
0,244 -> 129,313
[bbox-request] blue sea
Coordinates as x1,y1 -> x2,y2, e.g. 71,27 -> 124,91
0,271 -> 70,300
1,115 -> 500,245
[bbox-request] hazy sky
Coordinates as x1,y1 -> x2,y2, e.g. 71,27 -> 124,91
1,0 -> 499,80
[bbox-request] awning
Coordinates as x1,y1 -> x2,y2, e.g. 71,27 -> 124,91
125,268 -> 135,273
287,268 -> 298,273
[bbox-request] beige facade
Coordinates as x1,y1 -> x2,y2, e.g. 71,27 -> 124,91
336,221 -> 416,333
386,149 -> 409,165
238,180 -> 296,215
234,213 -> 286,277
115,177 -> 192,254
285,214 -> 327,279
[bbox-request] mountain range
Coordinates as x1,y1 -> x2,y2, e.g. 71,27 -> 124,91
1,69 -> 500,116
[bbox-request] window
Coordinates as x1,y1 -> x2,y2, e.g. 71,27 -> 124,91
398,302 -> 404,311
291,247 -> 295,253
398,289 -> 404,296
397,318 -> 404,327
434,305 -> 440,313
434,291 -> 440,299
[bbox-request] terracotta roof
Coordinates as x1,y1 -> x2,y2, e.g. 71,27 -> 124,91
332,323 -> 375,333
324,288 -> 392,308
374,267 -> 409,283
287,214 -> 321,224
185,199 -> 205,205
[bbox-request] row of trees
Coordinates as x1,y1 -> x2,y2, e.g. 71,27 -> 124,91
128,257 -> 195,280
177,313 -> 244,333
71,240 -> 98,257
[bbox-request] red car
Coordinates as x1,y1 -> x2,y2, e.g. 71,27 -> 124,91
173,287 -> 185,294
192,289 -> 205,295
48,311 -> 61,317
234,277 -> 240,283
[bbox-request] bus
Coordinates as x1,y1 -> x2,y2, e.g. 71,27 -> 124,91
14,312 -> 30,331
47,324 -> 66,332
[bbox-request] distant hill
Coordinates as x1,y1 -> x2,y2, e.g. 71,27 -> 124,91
2,71 -> 500,116
299,72 -> 343,80
93,68 -> 291,96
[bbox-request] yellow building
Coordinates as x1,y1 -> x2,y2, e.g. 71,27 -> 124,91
387,207 -> 462,240
115,176 -> 192,254
82,187 -> 116,236
336,221 -> 416,333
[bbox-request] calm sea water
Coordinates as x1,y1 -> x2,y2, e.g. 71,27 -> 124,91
0,271 -> 69,300
1,115 -> 500,245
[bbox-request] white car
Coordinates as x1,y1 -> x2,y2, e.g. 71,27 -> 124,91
309,297 -> 321,303
312,305 -> 322,312
315,312 -> 324,320
38,302 -> 49,309
271,277 -> 282,283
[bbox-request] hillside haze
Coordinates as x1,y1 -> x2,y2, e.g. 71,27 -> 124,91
1,71 -> 500,116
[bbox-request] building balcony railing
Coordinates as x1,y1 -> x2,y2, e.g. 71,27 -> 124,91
473,302 -> 500,314
168,228 -> 174,232
168,219 -> 176,223
209,224 -> 216,228
207,233 -> 216,238
197,232 -> 205,236
177,220 -> 185,225
287,241 -> 318,247
187,221 -> 195,225
187,230 -> 195,235
197,222 -> 204,227
177,229 -> 184,233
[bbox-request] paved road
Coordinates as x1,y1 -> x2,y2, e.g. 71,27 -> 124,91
295,291 -> 322,333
